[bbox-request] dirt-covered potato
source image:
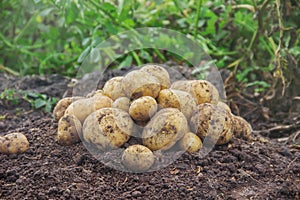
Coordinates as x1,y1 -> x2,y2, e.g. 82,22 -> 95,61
157,89 -> 197,119
0,132 -> 29,154
65,96 -> 112,123
103,76 -> 126,100
122,70 -> 161,99
140,64 -> 171,89
142,108 -> 188,151
217,101 -> 231,113
112,97 -> 131,112
129,96 -> 157,122
57,114 -> 82,145
190,103 -> 233,145
53,96 -> 84,121
122,144 -> 154,172
179,132 -> 202,153
231,115 -> 252,140
171,80 -> 219,104
86,90 -> 104,98
82,108 -> 134,150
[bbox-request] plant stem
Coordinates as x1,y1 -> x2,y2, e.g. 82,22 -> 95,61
193,0 -> 203,39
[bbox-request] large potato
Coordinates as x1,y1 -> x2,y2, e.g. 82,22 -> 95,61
140,64 -> 171,89
157,89 -> 197,119
102,76 -> 126,100
65,96 -> 112,123
112,97 -> 131,112
53,96 -> 84,121
57,114 -> 82,145
179,132 -> 202,153
122,70 -> 161,99
82,108 -> 134,151
190,103 -> 233,145
129,96 -> 157,122
122,144 -> 154,172
231,115 -> 252,140
0,132 -> 29,154
171,80 -> 219,104
142,108 -> 188,151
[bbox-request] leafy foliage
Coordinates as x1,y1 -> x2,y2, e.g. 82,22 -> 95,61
0,89 -> 57,113
0,0 -> 299,94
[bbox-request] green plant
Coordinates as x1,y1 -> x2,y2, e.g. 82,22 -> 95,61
0,89 -> 57,113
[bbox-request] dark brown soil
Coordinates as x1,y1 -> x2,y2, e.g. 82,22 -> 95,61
0,66 -> 299,199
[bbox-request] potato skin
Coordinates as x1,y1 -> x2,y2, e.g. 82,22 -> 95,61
0,132 -> 29,154
231,115 -> 252,140
171,80 -> 219,104
217,101 -> 231,113
82,108 -> 133,151
142,108 -> 188,151
157,89 -> 197,119
103,76 -> 126,100
112,97 -> 131,112
140,64 -> 171,89
86,90 -> 104,98
129,96 -> 157,122
179,132 -> 202,153
57,114 -> 82,146
53,96 -> 83,121
65,96 -> 112,123
190,103 -> 233,145
122,70 -> 161,99
122,144 -> 154,172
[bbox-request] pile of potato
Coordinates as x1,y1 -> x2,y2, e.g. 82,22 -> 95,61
53,64 -> 252,172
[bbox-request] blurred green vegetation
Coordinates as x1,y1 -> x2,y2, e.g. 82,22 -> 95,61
0,0 -> 299,93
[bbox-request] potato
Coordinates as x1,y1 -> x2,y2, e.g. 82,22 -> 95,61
65,96 -> 112,123
157,89 -> 197,119
53,96 -> 84,121
57,114 -> 82,145
86,90 -> 104,98
112,97 -> 131,112
190,103 -> 233,145
0,132 -> 29,154
217,101 -> 231,113
129,96 -> 157,122
231,115 -> 252,140
122,70 -> 161,99
142,108 -> 188,151
171,80 -> 219,104
140,64 -> 171,89
103,76 -> 126,100
82,108 -> 134,150
122,144 -> 154,172
179,132 -> 202,153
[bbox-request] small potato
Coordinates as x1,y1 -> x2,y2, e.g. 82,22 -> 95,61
112,97 -> 131,112
179,132 -> 202,153
171,80 -> 219,104
122,144 -> 154,172
65,96 -> 112,123
0,132 -> 29,154
86,90 -> 104,98
142,108 -> 189,151
231,115 -> 252,140
57,114 -> 82,145
140,64 -> 171,89
217,101 -> 231,113
190,103 -> 233,145
122,70 -> 161,99
82,108 -> 134,151
53,96 -> 84,121
157,89 -> 197,119
103,76 -> 126,100
129,96 -> 157,122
